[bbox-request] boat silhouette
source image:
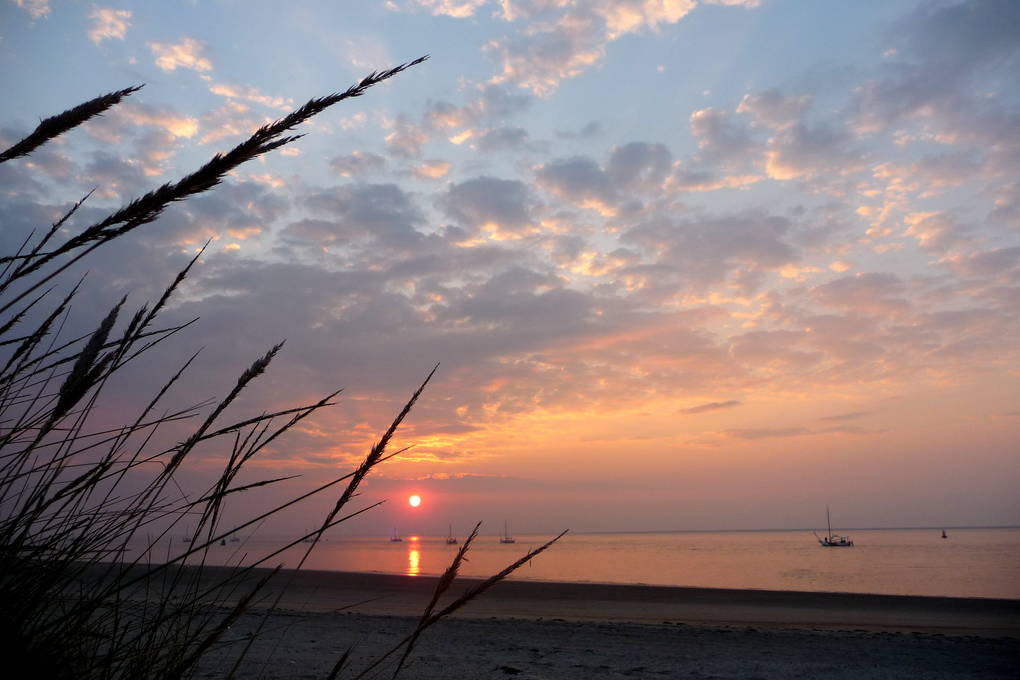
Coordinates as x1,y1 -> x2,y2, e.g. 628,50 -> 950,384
814,506 -> 853,547
499,520 -> 515,544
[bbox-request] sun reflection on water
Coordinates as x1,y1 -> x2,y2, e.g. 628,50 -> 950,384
407,547 -> 421,576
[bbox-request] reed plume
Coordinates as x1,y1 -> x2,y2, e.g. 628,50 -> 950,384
0,87 -> 142,164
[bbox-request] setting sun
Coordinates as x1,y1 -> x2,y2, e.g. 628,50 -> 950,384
408,494 -> 421,508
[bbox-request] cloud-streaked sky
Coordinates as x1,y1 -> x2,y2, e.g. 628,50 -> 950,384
2,0 -> 1018,534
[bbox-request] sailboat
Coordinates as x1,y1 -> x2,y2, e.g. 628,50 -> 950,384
499,520 -> 516,544
814,506 -> 853,547
941,529 -> 947,539
445,524 -> 458,545
389,528 -> 403,542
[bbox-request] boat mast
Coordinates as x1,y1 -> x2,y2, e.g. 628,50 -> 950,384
826,506 -> 832,538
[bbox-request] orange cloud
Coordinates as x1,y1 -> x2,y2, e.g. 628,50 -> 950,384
88,8 -> 131,45
120,104 -> 198,138
209,83 -> 293,110
412,160 -> 452,179
148,37 -> 213,73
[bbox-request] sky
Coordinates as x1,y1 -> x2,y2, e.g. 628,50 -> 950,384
1,0 -> 1018,536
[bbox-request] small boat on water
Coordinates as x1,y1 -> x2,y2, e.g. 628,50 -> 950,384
499,520 -> 516,544
445,524 -> 458,545
815,506 -> 853,547
390,528 -> 403,543
942,529 -> 947,539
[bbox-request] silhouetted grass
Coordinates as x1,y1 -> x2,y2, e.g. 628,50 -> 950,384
0,58 -> 564,679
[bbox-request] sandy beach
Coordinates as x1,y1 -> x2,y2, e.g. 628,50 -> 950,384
188,568 -> 1019,678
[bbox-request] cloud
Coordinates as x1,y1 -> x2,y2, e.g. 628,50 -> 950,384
473,126 -> 538,152
424,85 -> 533,133
605,142 -> 671,191
119,103 -> 199,139
488,0 -> 701,96
723,427 -> 810,440
404,0 -> 486,17
208,83 -> 293,110
384,116 -> 429,159
148,180 -> 287,247
79,150 -> 149,199
300,182 -> 427,251
736,90 -> 811,131
556,120 -> 602,139
330,151 -> 387,177
11,0 -> 49,19
690,107 -> 755,165
88,7 -> 131,45
401,84 -> 536,159
534,156 -> 617,213
678,400 -> 741,415
726,87 -> 871,186
958,245 -> 1020,278
763,121 -> 867,181
850,0 -> 1020,140
148,37 -> 213,73
132,129 -> 179,176
811,272 -> 911,316
818,411 -> 870,422
198,101 -> 265,145
411,160 -> 451,179
723,423 -> 879,440
622,210 -> 799,288
587,0 -> 696,39
485,25 -> 603,98
900,0 -> 1020,77
81,101 -> 198,175
818,425 -> 885,436
666,167 -> 760,193
441,177 -> 538,238
703,0 -> 760,7
728,330 -> 822,372
903,211 -> 970,255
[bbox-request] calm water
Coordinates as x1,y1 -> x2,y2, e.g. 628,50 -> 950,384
170,527 -> 1020,599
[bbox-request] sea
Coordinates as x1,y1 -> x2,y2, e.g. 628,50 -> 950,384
170,527 -> 1020,600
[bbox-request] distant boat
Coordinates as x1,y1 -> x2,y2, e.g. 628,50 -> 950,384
815,506 -> 853,547
942,529 -> 947,539
445,524 -> 458,545
229,536 -> 240,543
219,538 -> 226,546
499,520 -> 516,544
390,528 -> 403,542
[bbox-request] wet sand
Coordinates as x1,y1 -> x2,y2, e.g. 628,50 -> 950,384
189,568 -> 1019,678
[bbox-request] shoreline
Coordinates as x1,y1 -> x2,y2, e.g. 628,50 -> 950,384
185,566 -> 1020,679
189,565 -> 1019,638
